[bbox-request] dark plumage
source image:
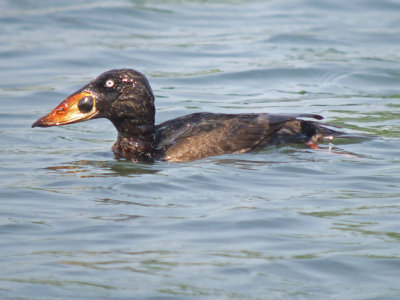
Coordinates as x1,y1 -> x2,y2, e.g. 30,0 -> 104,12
32,69 -> 343,162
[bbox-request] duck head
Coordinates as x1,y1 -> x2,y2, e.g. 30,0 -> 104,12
32,69 -> 155,132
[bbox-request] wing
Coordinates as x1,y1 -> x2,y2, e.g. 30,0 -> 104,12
154,112 -> 323,162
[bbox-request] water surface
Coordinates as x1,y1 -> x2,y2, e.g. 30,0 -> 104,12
1,0 -> 400,299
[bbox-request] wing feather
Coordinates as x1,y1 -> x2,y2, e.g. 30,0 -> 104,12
155,112 -> 322,162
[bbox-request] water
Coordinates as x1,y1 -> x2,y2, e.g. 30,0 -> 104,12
1,0 -> 400,299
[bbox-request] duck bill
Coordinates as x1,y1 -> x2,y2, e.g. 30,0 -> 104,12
31,91 -> 99,128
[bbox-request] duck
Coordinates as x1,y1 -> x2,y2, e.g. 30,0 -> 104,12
32,68 -> 343,162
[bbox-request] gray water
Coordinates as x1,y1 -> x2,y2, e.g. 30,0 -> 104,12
1,0 -> 400,299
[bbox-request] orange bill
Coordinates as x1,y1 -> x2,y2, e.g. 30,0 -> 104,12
32,91 -> 99,128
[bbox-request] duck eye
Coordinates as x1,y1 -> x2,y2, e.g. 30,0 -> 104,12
77,96 -> 94,113
105,79 -> 115,88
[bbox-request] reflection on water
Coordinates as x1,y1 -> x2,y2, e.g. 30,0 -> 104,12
45,160 -> 160,177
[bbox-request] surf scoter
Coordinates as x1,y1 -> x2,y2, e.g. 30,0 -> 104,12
32,69 -> 343,162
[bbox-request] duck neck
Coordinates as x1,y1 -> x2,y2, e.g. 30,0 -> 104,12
110,118 -> 156,162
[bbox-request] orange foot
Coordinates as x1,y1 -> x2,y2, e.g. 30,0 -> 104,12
306,141 -> 320,150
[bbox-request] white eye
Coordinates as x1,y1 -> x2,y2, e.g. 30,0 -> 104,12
105,79 -> 115,88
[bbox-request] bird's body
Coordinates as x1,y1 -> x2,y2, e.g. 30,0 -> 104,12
32,69 -> 343,162
153,112 -> 336,162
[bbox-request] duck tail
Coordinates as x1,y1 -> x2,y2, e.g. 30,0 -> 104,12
306,120 -> 344,143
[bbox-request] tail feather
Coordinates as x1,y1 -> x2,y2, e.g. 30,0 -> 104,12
297,113 -> 324,120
